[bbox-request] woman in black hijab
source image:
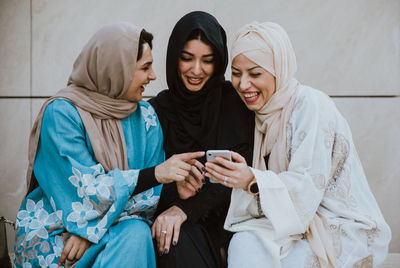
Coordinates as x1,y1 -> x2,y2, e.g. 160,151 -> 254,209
149,11 -> 254,268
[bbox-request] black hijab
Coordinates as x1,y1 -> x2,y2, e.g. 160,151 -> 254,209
150,11 -> 253,163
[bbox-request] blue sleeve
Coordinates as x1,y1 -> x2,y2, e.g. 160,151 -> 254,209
33,99 -> 142,243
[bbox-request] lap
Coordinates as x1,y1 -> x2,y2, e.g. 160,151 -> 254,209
228,232 -> 316,268
156,222 -> 219,268
78,219 -> 156,268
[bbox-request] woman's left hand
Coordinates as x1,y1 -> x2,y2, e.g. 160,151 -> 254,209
205,151 -> 254,189
152,205 -> 187,255
176,159 -> 205,199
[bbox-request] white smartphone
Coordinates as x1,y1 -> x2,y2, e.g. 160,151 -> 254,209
206,150 -> 232,183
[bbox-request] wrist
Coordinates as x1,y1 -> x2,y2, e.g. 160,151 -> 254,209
246,178 -> 259,196
154,165 -> 161,183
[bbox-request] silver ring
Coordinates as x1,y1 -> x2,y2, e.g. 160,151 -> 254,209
223,177 -> 227,185
161,230 -> 167,234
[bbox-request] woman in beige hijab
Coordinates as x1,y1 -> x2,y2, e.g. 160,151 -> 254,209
14,22 -> 204,268
205,22 -> 391,267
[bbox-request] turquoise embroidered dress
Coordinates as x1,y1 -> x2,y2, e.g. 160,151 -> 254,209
14,99 -> 164,267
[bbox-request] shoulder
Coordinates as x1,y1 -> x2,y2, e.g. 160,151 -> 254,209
148,89 -> 169,111
43,99 -> 81,124
292,86 -> 336,117
137,100 -> 161,131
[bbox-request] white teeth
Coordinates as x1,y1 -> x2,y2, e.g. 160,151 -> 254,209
189,77 -> 201,81
244,92 -> 258,98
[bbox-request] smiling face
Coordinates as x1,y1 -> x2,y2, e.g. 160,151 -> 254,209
122,43 -> 156,102
231,53 -> 276,111
178,39 -> 215,92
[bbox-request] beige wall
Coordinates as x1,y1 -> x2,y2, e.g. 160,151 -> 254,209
1,0 -> 399,254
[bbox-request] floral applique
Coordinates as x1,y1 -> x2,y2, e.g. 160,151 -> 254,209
141,105 -> 157,131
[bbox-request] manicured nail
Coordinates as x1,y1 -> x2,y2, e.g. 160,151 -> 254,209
164,249 -> 168,254
159,250 -> 163,256
173,241 -> 177,246
202,167 -> 206,173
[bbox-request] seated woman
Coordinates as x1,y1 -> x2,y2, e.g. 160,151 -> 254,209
149,11 -> 254,268
205,22 -> 391,267
13,22 -> 203,268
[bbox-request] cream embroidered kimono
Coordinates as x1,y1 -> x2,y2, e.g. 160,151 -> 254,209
225,86 -> 391,267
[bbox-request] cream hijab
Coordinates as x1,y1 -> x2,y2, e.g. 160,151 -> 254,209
26,22 -> 142,194
231,22 -> 338,267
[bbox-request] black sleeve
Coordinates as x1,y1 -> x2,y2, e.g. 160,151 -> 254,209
131,166 -> 159,195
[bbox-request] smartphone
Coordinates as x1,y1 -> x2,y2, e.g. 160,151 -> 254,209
206,150 -> 232,183
206,150 -> 232,162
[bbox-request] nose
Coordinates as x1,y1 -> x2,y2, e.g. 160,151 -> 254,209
191,59 -> 202,75
239,75 -> 251,91
149,68 -> 156,81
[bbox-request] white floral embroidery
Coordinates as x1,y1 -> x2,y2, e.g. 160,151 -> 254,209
121,170 -> 139,187
49,197 -> 63,222
53,235 -> 64,257
68,167 -> 88,198
141,105 -> 157,131
67,198 -> 100,228
84,173 -> 114,201
69,165 -> 114,202
17,199 -> 51,241
17,199 -> 44,231
23,262 -> 32,268
87,217 -> 107,243
38,253 -> 58,268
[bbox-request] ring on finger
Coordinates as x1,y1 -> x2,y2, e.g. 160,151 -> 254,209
161,230 -> 167,234
223,177 -> 228,185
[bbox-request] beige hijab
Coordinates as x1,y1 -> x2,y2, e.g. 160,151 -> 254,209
232,22 -> 338,267
26,22 -> 142,194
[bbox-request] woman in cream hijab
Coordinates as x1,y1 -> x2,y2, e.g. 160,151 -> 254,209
14,22 -> 203,268
205,22 -> 391,267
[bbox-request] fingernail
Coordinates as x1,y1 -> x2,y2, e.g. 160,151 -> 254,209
159,250 -> 163,256
173,241 -> 177,246
164,249 -> 169,254
202,178 -> 206,183
202,167 -> 206,173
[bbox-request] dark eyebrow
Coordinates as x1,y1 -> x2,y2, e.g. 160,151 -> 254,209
141,61 -> 153,66
181,50 -> 215,58
232,65 -> 263,72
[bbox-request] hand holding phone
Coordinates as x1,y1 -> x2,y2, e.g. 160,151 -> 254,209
206,150 -> 231,183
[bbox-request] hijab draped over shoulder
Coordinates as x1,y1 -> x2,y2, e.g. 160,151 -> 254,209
150,11 -> 249,158
230,22 -> 338,267
26,22 -> 142,194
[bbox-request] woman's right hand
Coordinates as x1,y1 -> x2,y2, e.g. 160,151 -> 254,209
152,205 -> 187,255
155,151 -> 204,184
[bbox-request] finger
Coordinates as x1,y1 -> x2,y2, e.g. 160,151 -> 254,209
151,223 -> 156,239
181,179 -> 197,194
185,174 -> 201,192
67,243 -> 79,261
205,162 -> 232,178
231,151 -> 246,163
191,164 -> 204,184
59,239 -> 73,265
177,151 -> 205,161
214,156 -> 237,170
163,224 -> 174,254
172,221 -> 182,247
75,243 -> 88,260
177,161 -> 192,172
159,228 -> 166,253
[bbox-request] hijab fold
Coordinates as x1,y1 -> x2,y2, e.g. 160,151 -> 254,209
26,22 -> 142,194
231,22 -> 338,267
